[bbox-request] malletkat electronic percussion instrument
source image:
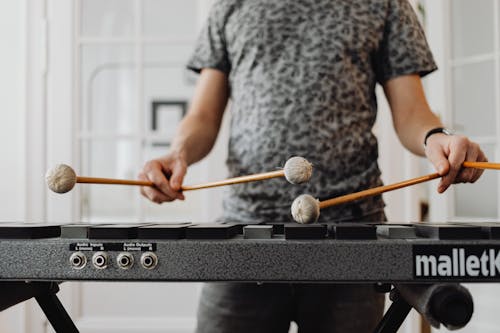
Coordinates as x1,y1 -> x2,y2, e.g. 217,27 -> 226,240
0,221 -> 497,333
13,160 -> 499,332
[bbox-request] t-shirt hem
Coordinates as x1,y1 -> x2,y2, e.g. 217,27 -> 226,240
378,65 -> 438,84
186,62 -> 230,75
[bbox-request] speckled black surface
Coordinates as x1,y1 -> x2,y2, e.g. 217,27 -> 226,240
1,237 -> 500,282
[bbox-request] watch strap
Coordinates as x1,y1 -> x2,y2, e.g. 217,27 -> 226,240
424,127 -> 452,146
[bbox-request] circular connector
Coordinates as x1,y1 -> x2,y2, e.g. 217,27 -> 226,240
69,252 -> 87,270
116,252 -> 134,269
92,251 -> 109,270
140,252 -> 158,270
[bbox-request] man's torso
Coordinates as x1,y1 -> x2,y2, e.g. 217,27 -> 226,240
217,0 -> 389,222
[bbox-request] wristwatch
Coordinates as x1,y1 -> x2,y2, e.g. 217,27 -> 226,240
424,127 -> 453,146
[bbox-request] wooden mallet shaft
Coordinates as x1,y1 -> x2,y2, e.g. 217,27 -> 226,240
181,170 -> 284,191
319,173 -> 440,209
292,161 -> 498,224
76,177 -> 153,187
462,161 -> 500,170
47,157 -> 312,194
179,161 -> 496,192
78,170 -> 285,191
319,161 -> 499,209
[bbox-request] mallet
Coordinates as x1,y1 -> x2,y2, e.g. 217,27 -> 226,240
291,161 -> 500,224
46,156 -> 313,194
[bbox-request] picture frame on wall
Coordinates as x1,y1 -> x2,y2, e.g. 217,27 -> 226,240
150,100 -> 188,147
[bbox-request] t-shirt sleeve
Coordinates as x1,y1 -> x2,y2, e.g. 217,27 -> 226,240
186,2 -> 231,75
374,0 -> 437,83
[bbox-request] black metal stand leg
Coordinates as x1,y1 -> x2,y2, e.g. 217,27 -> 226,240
372,291 -> 412,333
34,283 -> 79,333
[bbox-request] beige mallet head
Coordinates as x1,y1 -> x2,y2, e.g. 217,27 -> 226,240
283,156 -> 313,184
45,164 -> 77,194
291,194 -> 320,224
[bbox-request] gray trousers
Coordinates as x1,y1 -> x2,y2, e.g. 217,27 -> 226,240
196,212 -> 387,332
196,282 -> 385,333
196,211 -> 387,332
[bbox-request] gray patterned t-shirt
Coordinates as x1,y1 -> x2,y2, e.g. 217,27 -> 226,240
187,0 -> 437,223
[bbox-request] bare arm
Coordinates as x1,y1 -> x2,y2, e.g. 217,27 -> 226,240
139,68 -> 229,203
383,74 -> 486,193
171,69 -> 229,165
383,75 -> 441,156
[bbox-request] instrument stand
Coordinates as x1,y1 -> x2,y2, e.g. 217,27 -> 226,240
39,282 -> 410,333
34,282 -> 79,333
372,288 -> 412,333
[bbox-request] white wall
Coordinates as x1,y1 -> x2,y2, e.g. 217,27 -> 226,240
0,0 -> 25,222
0,1 -> 28,330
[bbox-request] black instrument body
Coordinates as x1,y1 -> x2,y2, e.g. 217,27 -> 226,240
0,222 -> 499,283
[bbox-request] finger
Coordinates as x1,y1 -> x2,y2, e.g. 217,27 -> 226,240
457,144 -> 480,182
138,172 -> 151,198
143,187 -> 173,204
159,160 -> 185,200
170,161 -> 187,200
425,143 -> 450,193
147,168 -> 180,200
169,160 -> 187,200
143,160 -> 180,199
469,168 -> 485,184
425,144 -> 450,176
469,148 -> 487,183
440,137 -> 468,191
138,171 -> 174,203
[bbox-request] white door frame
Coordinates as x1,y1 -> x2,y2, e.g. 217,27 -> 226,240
423,0 -> 452,222
1,0 -> 74,331
24,0 -> 76,223
46,0 -> 77,222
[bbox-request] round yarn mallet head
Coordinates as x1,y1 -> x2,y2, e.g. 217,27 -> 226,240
45,164 -> 77,194
291,194 -> 320,224
283,156 -> 313,184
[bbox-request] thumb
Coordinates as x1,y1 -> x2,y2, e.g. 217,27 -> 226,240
169,160 -> 187,191
425,145 -> 450,176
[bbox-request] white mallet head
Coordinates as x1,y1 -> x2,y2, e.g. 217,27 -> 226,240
283,156 -> 313,184
291,194 -> 320,224
45,164 -> 77,194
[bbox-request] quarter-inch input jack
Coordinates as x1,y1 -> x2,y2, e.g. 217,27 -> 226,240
70,252 -> 87,269
117,252 -> 134,269
140,252 -> 158,270
92,251 -> 109,269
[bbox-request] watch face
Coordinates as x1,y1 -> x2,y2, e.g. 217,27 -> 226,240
442,128 -> 453,136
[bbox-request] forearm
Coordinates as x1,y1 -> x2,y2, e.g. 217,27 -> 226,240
383,74 -> 486,193
384,75 -> 443,156
169,68 -> 229,165
170,112 -> 223,165
392,102 -> 443,157
139,69 -> 228,203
